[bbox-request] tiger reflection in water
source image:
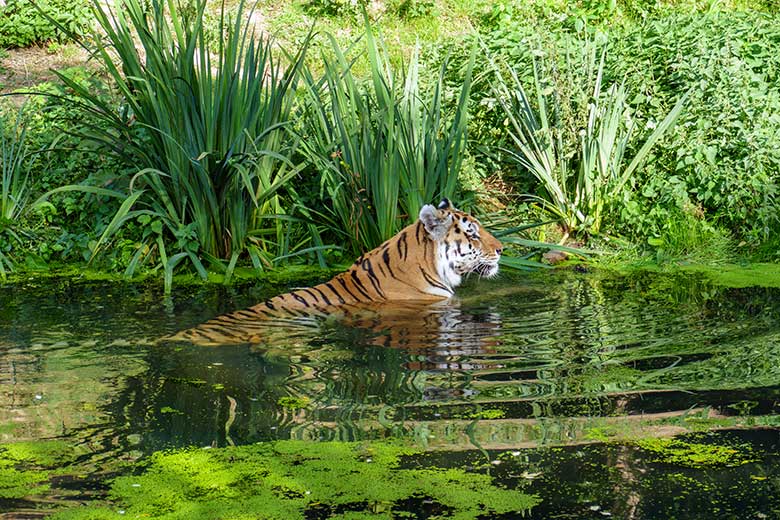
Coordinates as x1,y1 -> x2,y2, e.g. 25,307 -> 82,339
170,199 -> 504,359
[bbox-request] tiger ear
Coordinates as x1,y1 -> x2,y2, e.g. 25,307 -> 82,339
419,204 -> 453,241
437,198 -> 459,211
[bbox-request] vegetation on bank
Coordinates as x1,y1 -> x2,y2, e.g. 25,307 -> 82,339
0,0 -> 778,290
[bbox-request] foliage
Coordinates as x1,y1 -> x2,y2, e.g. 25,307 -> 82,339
0,0 -> 92,48
0,105 -> 33,277
301,22 -> 474,254
51,440 -> 539,519
304,0 -> 370,17
490,42 -> 686,238
51,0 -> 316,291
610,10 -> 780,244
1,70 -> 141,271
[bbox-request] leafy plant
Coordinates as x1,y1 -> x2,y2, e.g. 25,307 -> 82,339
301,21 -> 475,254
490,42 -> 686,238
48,0 -> 316,290
0,0 -> 92,48
0,106 -> 32,277
611,11 -> 780,244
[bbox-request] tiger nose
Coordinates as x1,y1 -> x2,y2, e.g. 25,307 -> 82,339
496,248 -> 503,255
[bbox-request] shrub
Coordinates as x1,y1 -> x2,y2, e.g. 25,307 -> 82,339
0,105 -> 32,276
490,42 -> 686,238
50,0 -> 316,290
610,10 -> 780,243
0,68 -> 133,268
0,0 -> 92,48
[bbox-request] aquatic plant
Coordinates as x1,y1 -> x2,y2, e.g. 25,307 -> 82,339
49,440 -> 538,519
0,441 -> 75,499
0,106 -> 34,278
636,437 -> 758,468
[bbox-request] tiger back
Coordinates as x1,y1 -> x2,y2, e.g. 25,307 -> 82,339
170,199 -> 503,345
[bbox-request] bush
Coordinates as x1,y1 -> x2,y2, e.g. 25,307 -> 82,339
52,0 -> 318,290
610,11 -> 780,243
489,41 -> 686,238
300,24 -> 474,255
0,0 -> 92,48
437,6 -> 780,248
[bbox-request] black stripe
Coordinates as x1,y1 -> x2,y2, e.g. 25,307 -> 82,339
302,289 -> 320,303
361,259 -> 386,298
415,221 -> 423,244
337,277 -> 360,301
382,248 -> 399,279
265,300 -> 276,310
235,310 -> 260,319
396,231 -> 406,259
400,232 -> 409,260
325,282 -> 346,304
290,291 -> 310,307
349,270 -> 373,300
200,325 -> 243,340
312,287 -> 332,306
419,266 -> 450,292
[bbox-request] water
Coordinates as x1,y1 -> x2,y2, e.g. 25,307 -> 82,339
2,270 -> 780,518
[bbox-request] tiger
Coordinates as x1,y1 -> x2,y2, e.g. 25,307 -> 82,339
169,199 -> 503,345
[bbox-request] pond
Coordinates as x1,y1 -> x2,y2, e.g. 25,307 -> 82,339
2,269 -> 780,519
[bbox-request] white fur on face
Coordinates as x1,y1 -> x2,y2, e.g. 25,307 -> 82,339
436,217 -> 501,288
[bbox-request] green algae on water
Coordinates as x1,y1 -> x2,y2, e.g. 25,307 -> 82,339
0,441 -> 75,499
277,396 -> 310,410
636,437 -> 758,468
679,263 -> 780,289
51,440 -> 539,520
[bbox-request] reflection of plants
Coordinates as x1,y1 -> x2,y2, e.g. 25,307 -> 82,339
301,21 -> 474,254
51,0 -> 313,290
277,396 -> 310,410
490,43 -> 686,238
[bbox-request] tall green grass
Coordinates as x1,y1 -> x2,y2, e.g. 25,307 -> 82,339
51,0 -> 313,289
489,43 -> 686,238
0,106 -> 34,278
301,21 -> 475,254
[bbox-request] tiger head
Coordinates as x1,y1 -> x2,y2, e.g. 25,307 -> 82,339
419,199 -> 503,289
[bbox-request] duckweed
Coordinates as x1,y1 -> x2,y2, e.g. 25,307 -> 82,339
681,263 -> 780,289
0,441 -> 75,499
49,440 -> 538,519
636,438 -> 758,468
